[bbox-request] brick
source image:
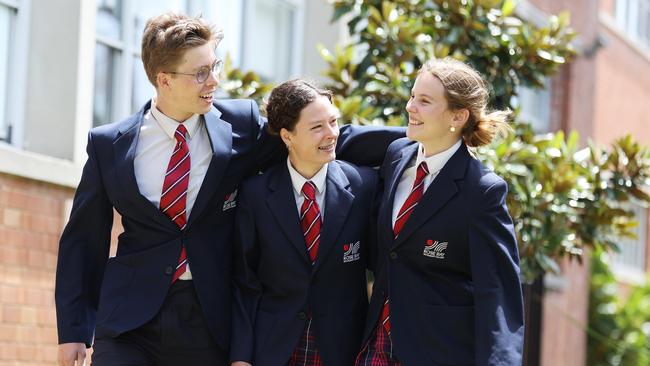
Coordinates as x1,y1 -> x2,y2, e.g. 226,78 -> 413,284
0,189 -> 8,205
23,213 -> 60,235
1,229 -> 25,248
0,247 -> 29,266
15,344 -> 39,361
26,250 -> 46,269
0,343 -> 19,360
4,191 -> 31,211
36,308 -> 56,326
0,267 -> 53,289
0,325 -> 17,342
1,305 -> 21,323
2,305 -> 38,325
13,325 -> 56,344
4,191 -> 61,216
24,288 -> 52,306
39,344 -> 59,362
2,209 -> 21,228
37,327 -> 57,344
0,285 -> 25,304
43,252 -> 57,270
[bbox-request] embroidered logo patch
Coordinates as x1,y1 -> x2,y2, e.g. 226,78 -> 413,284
222,189 -> 238,211
343,241 -> 361,263
423,239 -> 448,259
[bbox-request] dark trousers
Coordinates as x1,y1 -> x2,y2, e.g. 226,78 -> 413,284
92,280 -> 227,366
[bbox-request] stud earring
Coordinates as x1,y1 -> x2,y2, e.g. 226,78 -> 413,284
450,126 -> 456,133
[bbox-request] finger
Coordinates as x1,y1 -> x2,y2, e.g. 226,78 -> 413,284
76,349 -> 86,366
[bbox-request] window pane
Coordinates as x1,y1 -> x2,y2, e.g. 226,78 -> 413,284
94,43 -> 119,126
0,5 -> 13,142
96,0 -> 123,40
613,203 -> 647,272
132,0 -> 188,47
515,81 -> 551,133
132,56 -> 154,112
244,0 -> 294,80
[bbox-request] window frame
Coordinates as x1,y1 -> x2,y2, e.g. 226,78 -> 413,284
611,200 -> 648,283
0,0 -> 29,147
615,0 -> 650,50
514,78 -> 552,134
94,0 -> 138,126
240,0 -> 304,81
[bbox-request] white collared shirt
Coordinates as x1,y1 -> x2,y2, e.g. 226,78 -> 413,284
287,158 -> 328,218
391,140 -> 462,228
134,98 -> 213,280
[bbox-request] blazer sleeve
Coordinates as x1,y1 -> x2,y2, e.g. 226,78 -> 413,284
55,132 -> 113,346
251,100 -> 287,173
468,179 -> 524,365
231,189 -> 263,363
336,125 -> 406,167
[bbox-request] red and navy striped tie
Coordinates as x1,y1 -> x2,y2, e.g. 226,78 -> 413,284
382,161 -> 429,335
160,124 -> 191,283
300,181 -> 321,265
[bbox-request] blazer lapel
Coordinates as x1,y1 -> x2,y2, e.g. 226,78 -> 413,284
266,165 -> 312,265
313,162 -> 354,273
378,143 -> 418,244
113,105 -> 178,231
391,144 -> 470,249
187,106 -> 233,226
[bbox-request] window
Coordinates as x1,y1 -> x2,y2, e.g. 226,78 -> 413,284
241,0 -> 303,81
615,0 -> 650,49
0,0 -> 18,142
514,79 -> 552,133
612,202 -> 648,277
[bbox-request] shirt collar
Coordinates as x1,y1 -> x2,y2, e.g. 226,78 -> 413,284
286,157 -> 328,197
150,98 -> 201,140
416,139 -> 462,175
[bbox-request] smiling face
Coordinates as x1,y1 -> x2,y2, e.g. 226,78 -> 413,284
156,41 -> 218,121
281,96 -> 340,178
406,71 -> 466,155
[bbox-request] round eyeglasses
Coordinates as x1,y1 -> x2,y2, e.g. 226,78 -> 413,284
165,59 -> 224,83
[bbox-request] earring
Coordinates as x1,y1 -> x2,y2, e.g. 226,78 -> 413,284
450,126 -> 456,133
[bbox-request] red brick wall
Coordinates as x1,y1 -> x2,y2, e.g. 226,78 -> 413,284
0,173 -> 71,364
0,172 -> 121,364
526,1 -> 599,365
593,26 -> 650,145
540,258 -> 591,366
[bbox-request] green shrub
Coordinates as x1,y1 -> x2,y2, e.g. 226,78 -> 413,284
588,249 -> 650,365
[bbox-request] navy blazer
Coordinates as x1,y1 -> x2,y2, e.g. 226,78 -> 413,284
54,99 -> 403,350
231,160 -> 377,366
364,138 -> 524,366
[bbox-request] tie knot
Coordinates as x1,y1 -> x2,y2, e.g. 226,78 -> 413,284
302,181 -> 317,201
416,161 -> 429,181
175,124 -> 188,142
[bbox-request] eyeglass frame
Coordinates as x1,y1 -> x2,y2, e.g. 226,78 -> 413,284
164,59 -> 224,83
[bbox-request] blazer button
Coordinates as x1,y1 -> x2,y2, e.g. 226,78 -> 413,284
298,311 -> 307,320
164,266 -> 174,275
390,252 -> 398,260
